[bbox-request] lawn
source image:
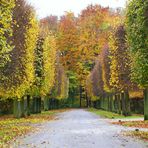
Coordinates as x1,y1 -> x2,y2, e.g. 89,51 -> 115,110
88,108 -> 143,119
0,109 -> 67,146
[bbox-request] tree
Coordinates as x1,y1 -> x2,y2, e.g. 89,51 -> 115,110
0,0 -> 15,78
99,45 -> 115,111
48,56 -> 69,109
86,59 -> 104,107
40,15 -> 58,35
0,0 -> 39,118
57,12 -> 78,70
100,45 -> 111,93
76,5 -> 110,106
126,0 -> 148,120
30,32 -> 57,112
109,25 -> 132,115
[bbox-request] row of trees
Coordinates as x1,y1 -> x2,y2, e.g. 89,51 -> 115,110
42,1 -> 147,119
39,1 -> 147,119
1,0 -> 147,119
86,0 -> 148,120
0,0 -> 69,118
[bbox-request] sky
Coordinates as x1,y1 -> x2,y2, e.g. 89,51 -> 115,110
26,0 -> 127,18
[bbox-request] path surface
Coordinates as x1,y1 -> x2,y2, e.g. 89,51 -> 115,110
12,109 -> 148,148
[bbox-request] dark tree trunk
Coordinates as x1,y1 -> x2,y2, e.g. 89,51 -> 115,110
79,86 -> 82,108
117,94 -> 121,114
144,88 -> 148,120
109,95 -> 113,112
44,97 -> 49,111
31,97 -> 38,114
114,95 -> 118,113
24,95 -> 30,116
111,95 -> 115,112
121,92 -> 126,116
86,91 -> 89,108
13,98 -> 25,118
107,96 -> 110,111
124,90 -> 131,116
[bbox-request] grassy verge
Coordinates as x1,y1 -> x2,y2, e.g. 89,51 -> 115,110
0,109 -> 67,146
88,108 -> 143,119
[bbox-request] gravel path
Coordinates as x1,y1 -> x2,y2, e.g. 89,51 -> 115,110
12,109 -> 148,148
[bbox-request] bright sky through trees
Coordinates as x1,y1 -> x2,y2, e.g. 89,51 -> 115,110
26,0 -> 127,18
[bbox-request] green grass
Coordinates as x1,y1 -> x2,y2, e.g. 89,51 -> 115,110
88,108 -> 143,119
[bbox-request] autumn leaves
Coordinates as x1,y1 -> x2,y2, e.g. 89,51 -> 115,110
0,0 -> 67,117
0,0 -> 148,119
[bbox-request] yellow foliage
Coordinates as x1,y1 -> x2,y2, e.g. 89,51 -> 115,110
0,9 -> 39,99
40,35 -> 57,96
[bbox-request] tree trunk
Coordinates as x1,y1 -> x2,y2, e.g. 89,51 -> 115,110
144,88 -> 148,120
38,97 -> 41,113
124,90 -> 131,116
112,95 -> 115,112
107,96 -> 110,111
121,92 -> 126,116
31,97 -> 38,114
105,96 -> 108,111
27,95 -> 30,116
79,86 -> 82,108
44,97 -> 49,111
34,97 -> 38,113
85,91 -> 89,108
89,98 -> 92,107
117,94 -> 121,114
13,98 -> 24,118
24,96 -> 30,116
114,95 -> 118,113
100,97 -> 102,109
110,95 -> 113,112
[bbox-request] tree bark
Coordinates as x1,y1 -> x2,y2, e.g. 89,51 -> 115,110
79,86 -> 82,108
121,92 -> 126,116
107,96 -> 110,111
112,95 -> 115,112
114,95 -> 118,113
24,96 -> 30,116
124,90 -> 131,116
117,94 -> 121,114
144,88 -> 148,120
31,97 -> 38,114
85,91 -> 89,108
13,98 -> 24,118
44,96 -> 49,111
110,95 -> 113,112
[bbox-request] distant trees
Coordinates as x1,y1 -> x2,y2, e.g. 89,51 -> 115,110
57,12 -> 78,70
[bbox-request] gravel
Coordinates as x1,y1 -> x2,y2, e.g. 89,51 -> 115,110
12,109 -> 148,148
